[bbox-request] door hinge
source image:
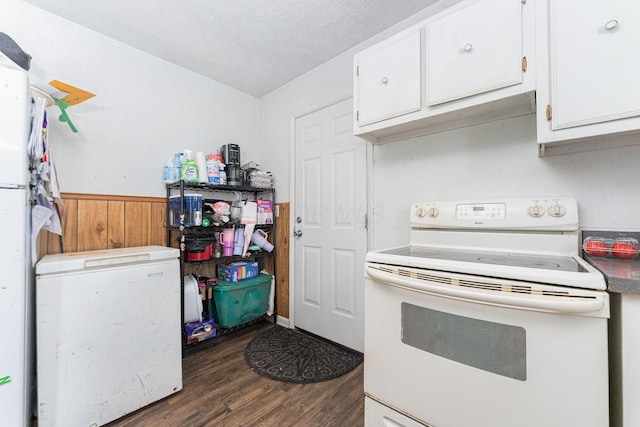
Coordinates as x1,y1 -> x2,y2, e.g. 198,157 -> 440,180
522,56 -> 527,72
546,104 -> 552,121
356,110 -> 359,122
364,213 -> 368,230
356,65 -> 359,77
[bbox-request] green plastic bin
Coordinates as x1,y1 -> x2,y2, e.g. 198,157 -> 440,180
212,273 -> 272,328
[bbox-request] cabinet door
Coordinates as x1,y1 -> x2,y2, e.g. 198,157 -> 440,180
354,27 -> 421,126
426,0 -> 523,106
550,0 -> 640,130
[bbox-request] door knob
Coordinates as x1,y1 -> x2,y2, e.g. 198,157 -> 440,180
294,229 -> 303,237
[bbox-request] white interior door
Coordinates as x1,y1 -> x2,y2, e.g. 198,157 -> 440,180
294,98 -> 367,352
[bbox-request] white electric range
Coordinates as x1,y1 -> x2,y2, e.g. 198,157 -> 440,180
364,197 -> 609,427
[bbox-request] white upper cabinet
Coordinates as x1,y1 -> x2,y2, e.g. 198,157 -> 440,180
426,0 -> 523,106
354,28 -> 421,126
354,0 -> 535,144
537,0 -> 640,155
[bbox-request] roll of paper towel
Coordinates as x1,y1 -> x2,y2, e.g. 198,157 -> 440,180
195,151 -> 208,183
240,201 -> 258,224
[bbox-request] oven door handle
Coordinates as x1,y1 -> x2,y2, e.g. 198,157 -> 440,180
366,265 -> 605,314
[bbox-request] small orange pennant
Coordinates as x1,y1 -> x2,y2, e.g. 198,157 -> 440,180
48,80 -> 95,106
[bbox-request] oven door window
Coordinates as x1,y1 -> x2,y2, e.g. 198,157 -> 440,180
401,302 -> 526,381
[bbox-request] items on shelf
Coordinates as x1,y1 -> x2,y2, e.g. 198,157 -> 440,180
206,153 -> 222,184
162,144 -> 273,189
167,180 -> 276,346
169,194 -> 202,226
219,228 -> 235,257
180,150 -> 199,182
183,274 -> 203,323
211,274 -> 273,329
218,261 -> 259,283
185,318 -> 216,345
220,144 -> 242,186
254,199 -> 273,224
251,229 -> 274,252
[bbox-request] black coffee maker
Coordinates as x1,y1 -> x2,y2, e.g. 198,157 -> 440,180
220,144 -> 242,186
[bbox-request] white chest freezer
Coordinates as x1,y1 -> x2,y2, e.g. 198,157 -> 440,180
36,246 -> 183,427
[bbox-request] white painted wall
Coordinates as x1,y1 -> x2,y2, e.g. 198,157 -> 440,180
0,0 -> 259,198
260,1 -> 640,246
372,115 -> 640,248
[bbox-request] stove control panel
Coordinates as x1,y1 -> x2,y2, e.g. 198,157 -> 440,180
456,203 -> 506,220
410,198 -> 578,231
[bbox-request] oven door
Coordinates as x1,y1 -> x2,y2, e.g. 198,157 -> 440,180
364,262 -> 609,427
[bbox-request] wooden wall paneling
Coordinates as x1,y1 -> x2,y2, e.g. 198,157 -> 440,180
149,202 -> 167,246
275,202 -> 290,319
107,200 -> 125,249
124,201 -> 151,248
60,198 -> 78,253
46,227 -> 62,255
36,230 -> 49,261
77,199 -> 109,251
167,229 -> 180,249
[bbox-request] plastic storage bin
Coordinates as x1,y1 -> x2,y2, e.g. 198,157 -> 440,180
212,274 -> 272,328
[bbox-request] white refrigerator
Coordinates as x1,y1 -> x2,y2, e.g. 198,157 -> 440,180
0,66 -> 35,426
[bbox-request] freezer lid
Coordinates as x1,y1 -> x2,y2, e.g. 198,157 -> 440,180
0,65 -> 30,188
36,246 -> 179,275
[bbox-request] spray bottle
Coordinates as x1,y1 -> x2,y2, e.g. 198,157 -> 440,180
181,150 -> 199,182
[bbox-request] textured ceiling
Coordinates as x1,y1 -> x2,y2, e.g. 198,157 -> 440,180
22,0 -> 441,97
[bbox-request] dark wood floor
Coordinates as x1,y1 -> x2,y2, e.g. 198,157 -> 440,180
106,321 -> 364,427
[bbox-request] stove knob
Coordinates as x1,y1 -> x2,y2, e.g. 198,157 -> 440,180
428,207 -> 439,218
547,204 -> 566,217
527,205 -> 544,218
415,207 -> 427,218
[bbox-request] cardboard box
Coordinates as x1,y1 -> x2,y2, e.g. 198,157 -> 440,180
254,199 -> 273,225
217,261 -> 259,283
185,318 -> 216,345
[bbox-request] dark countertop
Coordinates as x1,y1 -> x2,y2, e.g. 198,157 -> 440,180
582,230 -> 640,295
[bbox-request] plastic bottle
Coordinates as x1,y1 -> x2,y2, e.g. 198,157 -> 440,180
171,153 -> 182,180
206,154 -> 220,184
181,151 -> 199,182
219,163 -> 227,185
162,153 -> 182,183
163,157 -> 175,183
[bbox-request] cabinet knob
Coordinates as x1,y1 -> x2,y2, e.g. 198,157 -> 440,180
605,19 -> 618,31
381,77 -> 388,84
464,43 -> 473,52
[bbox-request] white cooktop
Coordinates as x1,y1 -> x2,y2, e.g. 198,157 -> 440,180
367,198 -> 606,290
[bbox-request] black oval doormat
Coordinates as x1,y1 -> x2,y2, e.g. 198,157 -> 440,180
244,325 -> 363,384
